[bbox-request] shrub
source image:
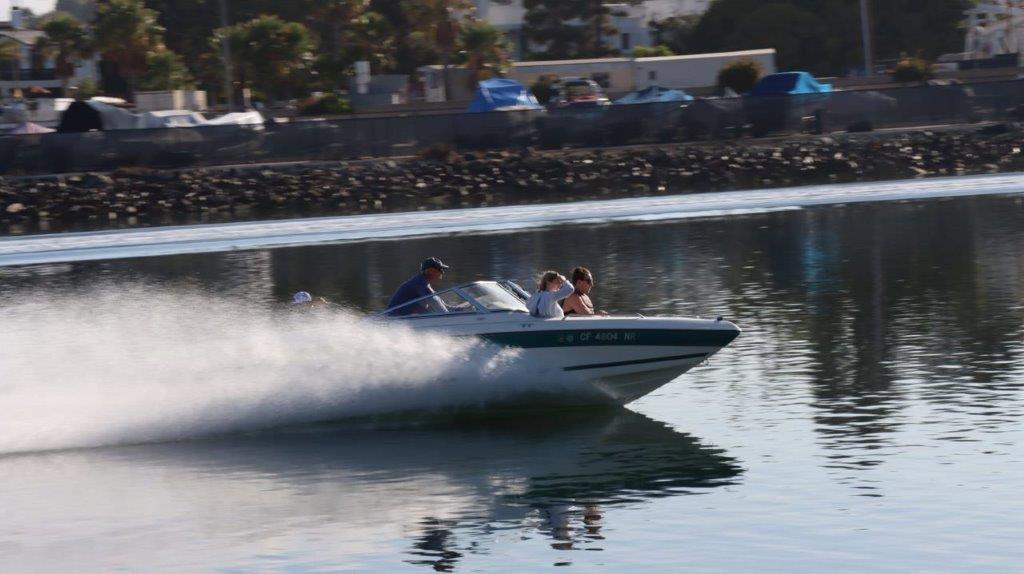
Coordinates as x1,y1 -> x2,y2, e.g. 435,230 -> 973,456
297,93 -> 352,116
717,59 -> 763,94
74,78 -> 100,99
891,56 -> 933,83
632,45 -> 674,58
530,75 -> 559,104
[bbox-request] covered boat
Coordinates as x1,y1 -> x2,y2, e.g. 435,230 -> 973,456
466,78 -> 544,112
747,71 -> 832,136
749,71 -> 832,96
614,85 -> 694,104
377,280 -> 740,404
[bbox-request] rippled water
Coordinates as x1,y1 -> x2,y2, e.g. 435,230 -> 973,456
2,193 -> 1023,572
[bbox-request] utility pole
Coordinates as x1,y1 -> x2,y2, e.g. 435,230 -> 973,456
859,0 -> 874,76
218,0 -> 234,111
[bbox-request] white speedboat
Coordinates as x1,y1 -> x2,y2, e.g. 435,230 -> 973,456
377,281 -> 740,404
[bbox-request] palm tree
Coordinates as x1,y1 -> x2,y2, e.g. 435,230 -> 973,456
345,11 -> 397,72
310,0 -> 365,53
459,20 -> 509,86
403,0 -> 475,100
35,13 -> 93,95
214,15 -> 315,103
139,49 -> 194,91
93,0 -> 164,100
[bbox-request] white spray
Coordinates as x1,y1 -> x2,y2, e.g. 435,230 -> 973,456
0,287 -> 566,454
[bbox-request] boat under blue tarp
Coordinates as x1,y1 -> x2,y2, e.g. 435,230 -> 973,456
614,85 -> 694,104
750,72 -> 833,96
466,79 -> 543,112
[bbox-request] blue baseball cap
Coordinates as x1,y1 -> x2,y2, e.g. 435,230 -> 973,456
421,257 -> 450,272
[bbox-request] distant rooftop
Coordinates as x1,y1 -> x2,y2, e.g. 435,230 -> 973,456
0,29 -> 45,45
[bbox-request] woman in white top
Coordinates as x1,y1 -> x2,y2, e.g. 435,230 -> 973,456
526,271 -> 575,318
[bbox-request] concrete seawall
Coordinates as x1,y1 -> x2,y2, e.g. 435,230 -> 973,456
3,126 -> 1024,235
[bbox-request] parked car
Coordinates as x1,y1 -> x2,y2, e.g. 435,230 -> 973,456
536,78 -> 612,147
548,78 -> 611,108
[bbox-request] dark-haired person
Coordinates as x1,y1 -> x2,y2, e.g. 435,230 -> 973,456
562,267 -> 607,316
386,257 -> 450,316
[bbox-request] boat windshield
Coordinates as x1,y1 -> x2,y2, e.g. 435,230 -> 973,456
382,281 -> 529,317
383,289 -> 476,317
462,282 -> 529,312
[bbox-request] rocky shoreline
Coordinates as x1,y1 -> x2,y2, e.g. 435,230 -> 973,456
4,126 -> 1024,235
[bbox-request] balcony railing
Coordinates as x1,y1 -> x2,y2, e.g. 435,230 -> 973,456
0,68 -> 58,82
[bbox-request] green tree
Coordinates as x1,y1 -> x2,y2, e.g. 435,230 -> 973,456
76,77 -> 100,98
312,9 -> 396,89
55,0 -> 95,22
309,0 -> 365,53
650,15 -> 698,54
523,0 -> 644,59
139,49 -> 194,90
402,0 -> 474,100
717,58 -> 763,93
890,55 -> 933,83
35,13 -> 93,94
632,45 -> 674,57
93,0 -> 164,99
214,15 -> 315,102
689,0 -> 970,76
369,0 -> 438,74
344,11 -> 397,72
458,19 -> 509,85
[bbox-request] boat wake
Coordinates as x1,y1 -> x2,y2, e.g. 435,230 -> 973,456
0,287 -> 586,455
3,172 -> 1024,266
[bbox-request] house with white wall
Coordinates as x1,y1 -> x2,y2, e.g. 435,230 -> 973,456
473,0 -> 711,58
1,7 -> 100,99
964,2 -> 1024,59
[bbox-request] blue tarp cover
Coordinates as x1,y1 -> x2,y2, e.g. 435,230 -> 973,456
750,72 -> 833,96
615,85 -> 694,104
467,79 -> 543,112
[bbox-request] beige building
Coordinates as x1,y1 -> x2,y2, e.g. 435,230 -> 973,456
420,49 -> 777,102
510,58 -> 636,95
508,49 -> 777,97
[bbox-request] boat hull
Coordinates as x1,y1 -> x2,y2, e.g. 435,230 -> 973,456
394,315 -> 740,404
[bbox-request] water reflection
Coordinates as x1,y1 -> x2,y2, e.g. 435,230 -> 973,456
0,408 -> 740,571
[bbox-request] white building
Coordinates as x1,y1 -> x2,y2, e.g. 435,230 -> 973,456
474,0 -> 711,58
1,7 -> 100,99
964,2 -> 1024,59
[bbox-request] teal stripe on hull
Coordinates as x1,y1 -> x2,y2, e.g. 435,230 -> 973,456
478,328 -> 739,349
564,352 -> 708,372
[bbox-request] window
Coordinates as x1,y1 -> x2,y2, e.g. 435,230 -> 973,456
589,73 -> 610,89
462,283 -> 529,313
385,288 -> 474,317
621,33 -> 631,51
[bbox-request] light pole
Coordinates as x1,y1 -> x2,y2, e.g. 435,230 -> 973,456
859,0 -> 874,76
218,0 -> 234,111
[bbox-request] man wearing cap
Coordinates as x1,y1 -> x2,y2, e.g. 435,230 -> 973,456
385,257 -> 450,316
